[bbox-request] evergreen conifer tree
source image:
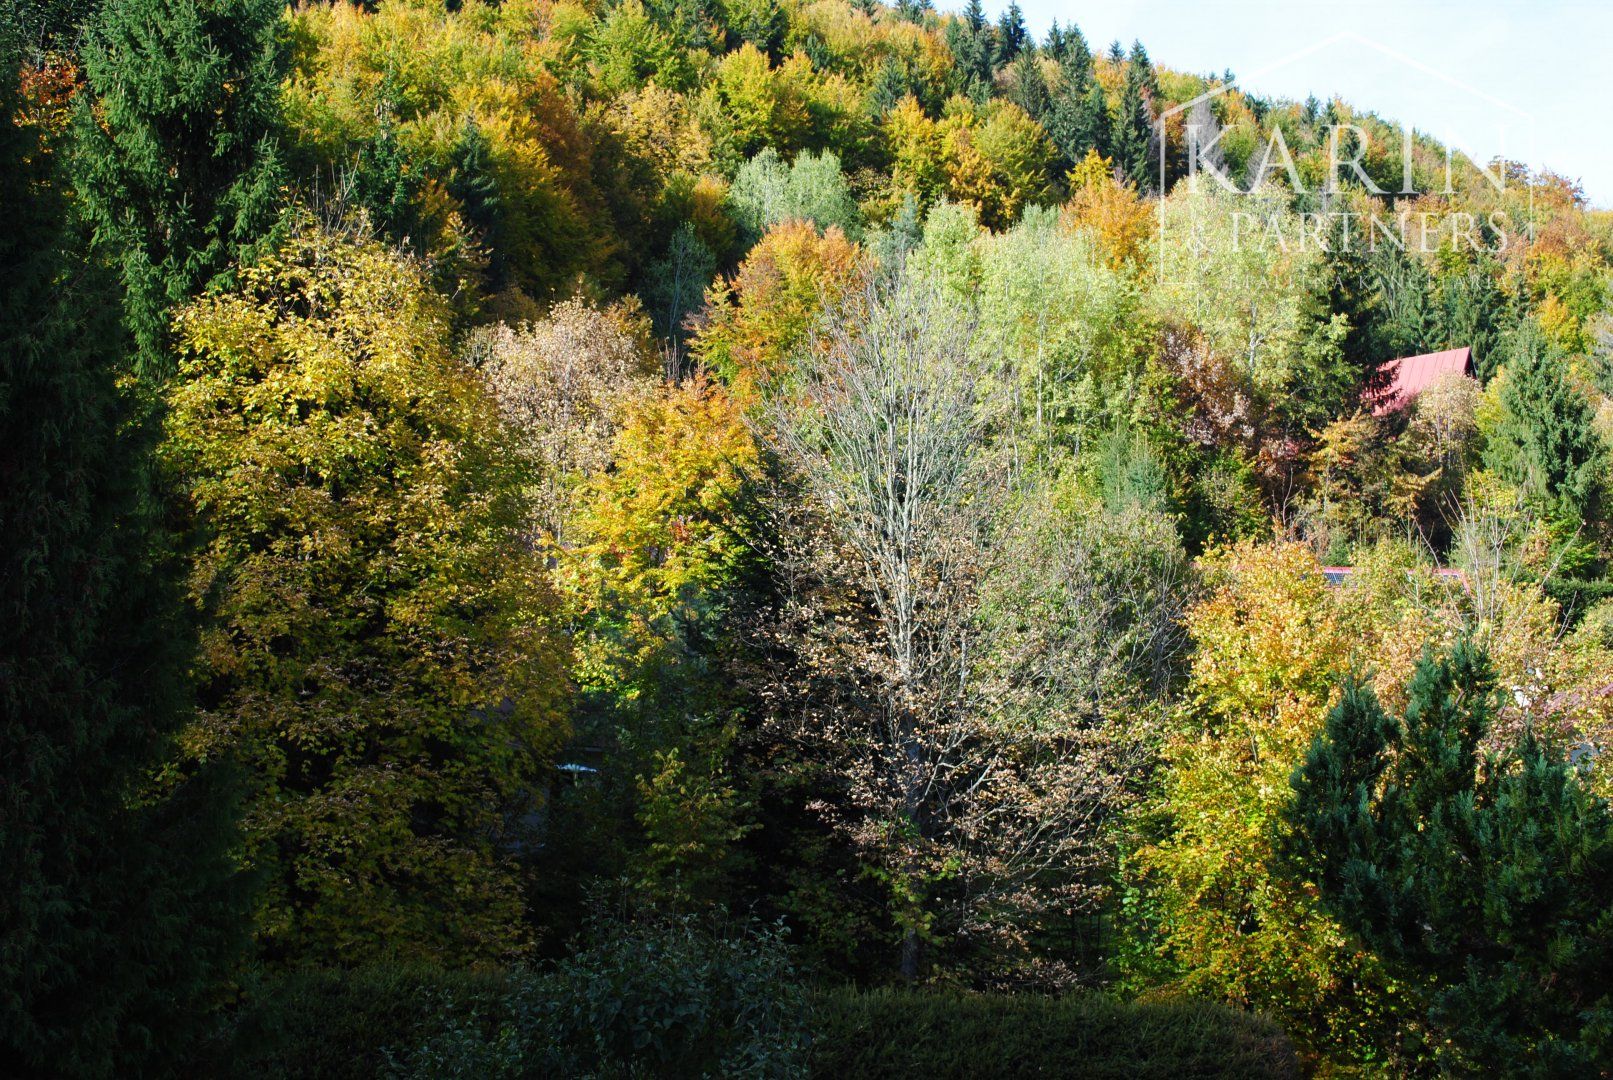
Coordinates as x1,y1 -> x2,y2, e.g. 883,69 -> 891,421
1112,42 -> 1156,189
947,0 -> 993,99
1485,323 -> 1607,525
1287,642 -> 1613,1073
1370,244 -> 1439,359
1288,214 -> 1383,427
1044,19 -> 1065,59
1046,29 -> 1107,172
1439,266 -> 1512,379
73,0 -> 285,382
1005,52 -> 1050,123
993,2 -> 1028,70
0,53 -> 244,1079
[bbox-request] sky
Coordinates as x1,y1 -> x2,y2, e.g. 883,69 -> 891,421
962,0 -> 1613,207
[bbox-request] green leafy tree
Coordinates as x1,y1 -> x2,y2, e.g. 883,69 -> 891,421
163,223 -> 571,965
1129,542 -> 1422,1066
1,0 -> 93,54
728,147 -> 862,247
0,61 -> 243,1077
589,0 -> 695,94
1287,641 -> 1613,1074
722,0 -> 786,56
74,0 -> 285,381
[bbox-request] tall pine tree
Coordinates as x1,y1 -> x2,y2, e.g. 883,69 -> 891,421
73,0 -> 285,382
1112,41 -> 1156,190
1005,52 -> 1050,123
0,48 -> 244,1079
1287,642 -> 1613,1073
1046,27 -> 1108,174
1287,214 -> 1384,429
1485,322 -> 1607,526
946,0 -> 993,100
993,1 -> 1028,71
1369,243 -> 1439,359
1439,265 -> 1513,379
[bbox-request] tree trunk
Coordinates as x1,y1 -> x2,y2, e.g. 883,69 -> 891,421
900,926 -> 922,980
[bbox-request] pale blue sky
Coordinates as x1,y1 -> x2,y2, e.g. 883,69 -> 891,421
966,0 -> 1612,207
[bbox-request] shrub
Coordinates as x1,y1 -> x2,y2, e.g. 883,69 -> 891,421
222,966 -> 510,1080
216,944 -> 1300,1079
806,986 -> 1300,1079
387,915 -> 810,1079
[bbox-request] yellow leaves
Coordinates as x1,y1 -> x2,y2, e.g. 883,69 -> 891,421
560,374 -> 756,694
1061,151 -> 1154,272
566,374 -> 756,611
883,94 -> 946,205
1537,292 -> 1581,353
694,220 -> 869,395
283,0 -> 615,300
884,95 -> 1054,230
709,43 -> 811,158
1131,538 -> 1409,1050
163,221 -> 571,963
1186,540 -> 1342,753
607,84 -> 713,177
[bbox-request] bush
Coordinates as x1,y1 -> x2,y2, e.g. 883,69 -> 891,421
387,915 -> 810,1079
221,966 -> 510,1080
807,986 -> 1300,1080
215,950 -> 1297,1079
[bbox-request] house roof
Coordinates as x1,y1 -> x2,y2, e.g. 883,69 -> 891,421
1369,347 -> 1474,415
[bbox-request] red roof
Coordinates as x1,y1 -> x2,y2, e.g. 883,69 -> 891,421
1369,347 -> 1474,415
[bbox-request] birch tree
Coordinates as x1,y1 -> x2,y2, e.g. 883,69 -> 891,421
757,272 -> 1146,984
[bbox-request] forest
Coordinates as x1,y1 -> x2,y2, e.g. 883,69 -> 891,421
3,0 -> 1612,1076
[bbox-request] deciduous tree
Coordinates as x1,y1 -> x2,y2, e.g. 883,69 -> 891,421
164,223 -> 571,965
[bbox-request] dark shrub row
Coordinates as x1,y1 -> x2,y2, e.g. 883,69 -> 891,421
218,971 -> 1297,1079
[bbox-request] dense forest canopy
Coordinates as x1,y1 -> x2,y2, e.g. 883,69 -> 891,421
4,0 -> 1613,1075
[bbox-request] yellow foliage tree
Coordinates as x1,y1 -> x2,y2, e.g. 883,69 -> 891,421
1061,149 -> 1153,271
163,222 -> 571,964
1131,540 -> 1422,1066
563,374 -> 760,694
694,220 -> 869,395
282,0 -> 623,303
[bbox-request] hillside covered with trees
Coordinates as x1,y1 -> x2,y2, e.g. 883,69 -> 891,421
4,0 -> 1613,1075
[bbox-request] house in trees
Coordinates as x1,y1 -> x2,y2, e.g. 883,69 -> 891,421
1368,346 -> 1475,415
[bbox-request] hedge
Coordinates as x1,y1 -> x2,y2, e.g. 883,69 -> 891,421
807,985 -> 1300,1079
209,968 -> 1299,1079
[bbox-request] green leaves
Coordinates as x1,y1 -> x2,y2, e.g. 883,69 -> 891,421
1485,324 -> 1608,529
1287,641 -> 1613,1073
75,0 -> 285,381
